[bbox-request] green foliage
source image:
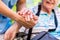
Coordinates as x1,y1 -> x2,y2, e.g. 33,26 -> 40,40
26,0 -> 41,8
32,0 -> 41,6
58,4 -> 60,8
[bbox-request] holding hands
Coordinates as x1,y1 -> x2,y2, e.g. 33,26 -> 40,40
4,8 -> 38,40
17,8 -> 38,25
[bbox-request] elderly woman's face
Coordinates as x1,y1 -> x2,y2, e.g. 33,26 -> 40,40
42,0 -> 57,9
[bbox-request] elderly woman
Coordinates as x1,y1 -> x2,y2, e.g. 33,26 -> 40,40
18,0 -> 60,39
32,0 -> 60,39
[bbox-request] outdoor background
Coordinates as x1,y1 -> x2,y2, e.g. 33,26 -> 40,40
12,0 -> 60,11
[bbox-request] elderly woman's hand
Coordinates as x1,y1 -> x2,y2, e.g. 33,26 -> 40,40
17,8 -> 38,24
4,22 -> 21,40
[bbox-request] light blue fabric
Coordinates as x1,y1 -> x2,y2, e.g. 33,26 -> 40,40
2,0 -> 17,8
30,6 -> 60,39
10,0 -> 17,6
30,6 -> 55,29
0,0 -> 17,34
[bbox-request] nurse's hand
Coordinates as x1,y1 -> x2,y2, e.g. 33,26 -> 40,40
17,8 -> 38,24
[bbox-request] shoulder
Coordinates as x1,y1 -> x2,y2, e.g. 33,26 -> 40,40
54,7 -> 60,23
54,7 -> 60,15
29,5 -> 38,15
54,7 -> 60,19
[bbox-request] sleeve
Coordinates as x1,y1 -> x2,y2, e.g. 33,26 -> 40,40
11,0 -> 17,6
2,0 -> 10,5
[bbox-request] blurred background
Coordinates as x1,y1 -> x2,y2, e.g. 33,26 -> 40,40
12,0 -> 60,11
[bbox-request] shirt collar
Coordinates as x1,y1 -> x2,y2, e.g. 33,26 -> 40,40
40,10 -> 53,16
40,10 -> 47,15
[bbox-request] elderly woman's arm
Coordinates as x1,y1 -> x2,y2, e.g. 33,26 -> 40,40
16,0 -> 26,11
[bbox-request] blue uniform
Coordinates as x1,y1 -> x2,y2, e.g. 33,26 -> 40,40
0,0 -> 17,34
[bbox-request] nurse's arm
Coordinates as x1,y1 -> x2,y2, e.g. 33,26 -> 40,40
0,0 -> 36,28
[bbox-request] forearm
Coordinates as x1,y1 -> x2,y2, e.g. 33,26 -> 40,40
0,0 -> 35,28
16,0 -> 26,11
13,22 -> 22,32
0,0 -> 23,23
0,0 -> 18,20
